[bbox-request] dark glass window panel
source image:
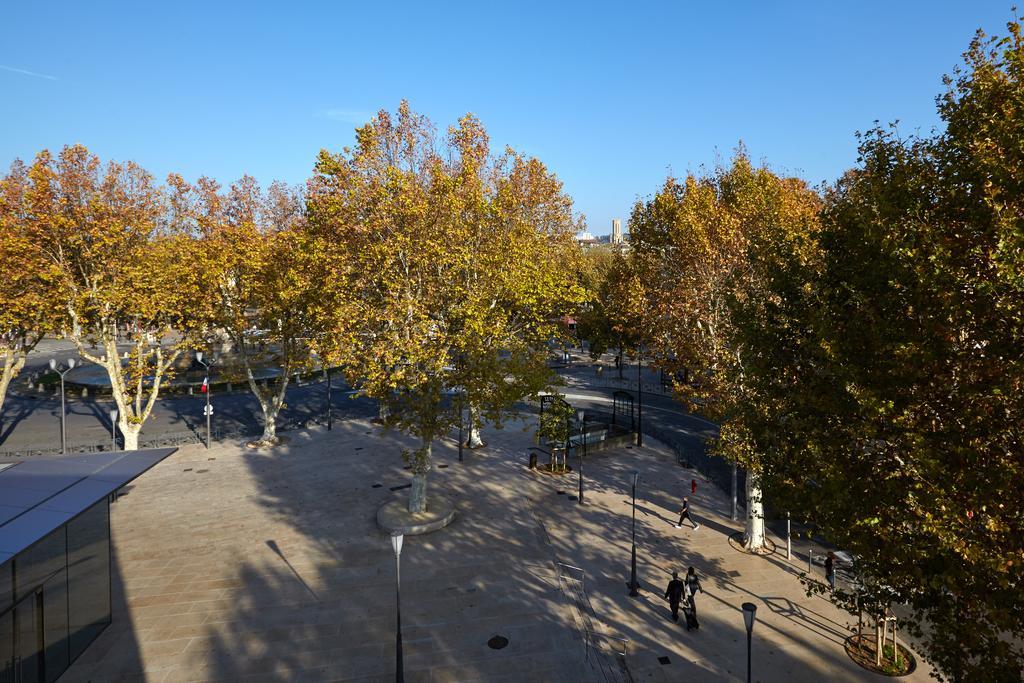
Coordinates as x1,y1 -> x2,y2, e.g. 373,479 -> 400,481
0,611 -> 12,681
67,501 -> 110,662
14,528 -> 66,604
42,570 -> 68,682
0,559 -> 10,614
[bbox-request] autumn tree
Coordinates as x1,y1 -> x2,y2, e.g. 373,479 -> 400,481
0,160 -> 65,415
169,175 -> 320,446
575,247 -> 645,376
308,102 -> 584,513
628,154 -> 821,551
731,20 -> 1024,680
23,145 -> 201,450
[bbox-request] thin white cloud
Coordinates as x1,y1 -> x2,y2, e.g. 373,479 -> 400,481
0,64 -> 57,80
315,108 -> 371,124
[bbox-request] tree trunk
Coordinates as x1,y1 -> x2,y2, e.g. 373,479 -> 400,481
408,438 -> 430,513
876,617 -> 883,666
744,469 -> 766,550
121,423 -> 141,451
0,347 -> 27,413
466,403 -> 484,448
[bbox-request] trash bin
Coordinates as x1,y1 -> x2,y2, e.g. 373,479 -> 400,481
529,452 -> 538,469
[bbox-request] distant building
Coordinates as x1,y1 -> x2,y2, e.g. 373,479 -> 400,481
611,218 -> 622,244
574,230 -> 601,250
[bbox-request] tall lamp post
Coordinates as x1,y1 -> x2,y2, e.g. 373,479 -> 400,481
110,409 -> 119,452
326,365 -> 333,431
636,347 -> 643,447
629,471 -> 640,596
49,358 -> 76,454
457,389 -> 464,463
742,602 -> 757,683
391,533 -> 405,683
196,352 -> 213,449
576,409 -> 586,505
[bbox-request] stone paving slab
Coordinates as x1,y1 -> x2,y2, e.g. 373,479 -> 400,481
60,416 -> 933,682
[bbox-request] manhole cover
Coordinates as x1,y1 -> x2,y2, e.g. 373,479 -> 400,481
658,656 -> 671,665
183,468 -> 193,472
372,484 -> 382,489
196,469 -> 209,474
438,464 -> 449,469
487,635 -> 509,650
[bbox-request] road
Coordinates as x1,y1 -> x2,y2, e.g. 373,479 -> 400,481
1,344 -> 720,467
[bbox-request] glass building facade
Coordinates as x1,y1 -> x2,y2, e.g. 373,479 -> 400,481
0,500 -> 111,683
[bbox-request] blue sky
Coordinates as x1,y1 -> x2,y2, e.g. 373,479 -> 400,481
0,2 -> 1015,234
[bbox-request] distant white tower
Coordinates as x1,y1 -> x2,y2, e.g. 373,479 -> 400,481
611,218 -> 622,244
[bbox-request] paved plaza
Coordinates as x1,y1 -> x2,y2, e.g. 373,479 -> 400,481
60,416 -> 934,682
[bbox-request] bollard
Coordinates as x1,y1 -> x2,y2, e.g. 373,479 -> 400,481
808,549 -> 813,575
787,512 -> 792,560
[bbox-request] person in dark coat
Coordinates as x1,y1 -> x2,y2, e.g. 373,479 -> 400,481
683,566 -> 703,630
664,571 -> 685,622
825,551 -> 836,590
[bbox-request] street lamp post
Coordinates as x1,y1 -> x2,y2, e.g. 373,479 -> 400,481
636,347 -> 643,447
196,352 -> 213,449
49,358 -> 76,454
110,409 -> 119,452
391,533 -> 404,683
326,366 -> 333,431
742,602 -> 758,683
576,409 -> 586,505
457,390 -> 464,463
629,471 -> 640,596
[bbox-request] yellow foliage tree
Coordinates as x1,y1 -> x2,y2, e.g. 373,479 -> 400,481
23,146 -> 202,450
0,160 -> 66,415
308,102 -> 585,513
169,175 -> 321,445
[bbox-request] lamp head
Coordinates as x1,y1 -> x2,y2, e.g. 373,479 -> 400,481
49,358 -> 56,370
576,409 -> 585,423
632,471 -> 640,487
111,409 -> 118,421
196,351 -> 203,363
742,602 -> 757,632
390,532 -> 403,557
67,358 -> 75,369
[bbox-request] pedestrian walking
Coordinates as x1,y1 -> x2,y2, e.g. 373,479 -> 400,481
664,571 -> 685,623
825,551 -> 836,590
683,567 -> 703,630
675,497 -> 700,530
691,478 -> 697,495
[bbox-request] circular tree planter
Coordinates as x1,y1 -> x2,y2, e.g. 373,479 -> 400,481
844,634 -> 916,676
377,494 -> 456,536
727,531 -> 778,556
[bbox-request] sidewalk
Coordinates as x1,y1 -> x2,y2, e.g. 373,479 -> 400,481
59,415 -> 932,682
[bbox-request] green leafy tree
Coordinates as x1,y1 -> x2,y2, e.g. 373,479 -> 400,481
628,153 -> 820,550
731,20 -> 1024,681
